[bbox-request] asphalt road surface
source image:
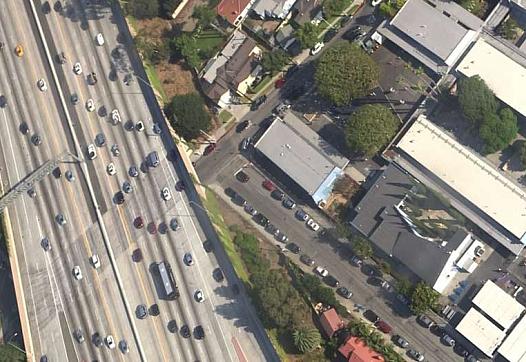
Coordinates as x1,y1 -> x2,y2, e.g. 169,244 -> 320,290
0,1 -> 277,361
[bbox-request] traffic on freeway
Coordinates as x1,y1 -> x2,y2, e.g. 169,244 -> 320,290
0,0 -> 276,361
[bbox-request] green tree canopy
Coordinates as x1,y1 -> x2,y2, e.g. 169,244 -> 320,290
457,75 -> 497,126
395,278 -> 413,297
410,282 -> 440,315
0,344 -> 25,362
125,0 -> 160,19
323,0 -> 348,16
515,140 -> 526,171
345,104 -> 399,156
295,23 -> 319,49
479,107 -> 518,154
261,49 -> 291,75
293,327 -> 322,353
351,236 -> 373,259
315,42 -> 379,106
166,93 -> 211,140
192,5 -> 217,28
160,0 -> 180,18
171,34 -> 201,69
134,30 -> 169,65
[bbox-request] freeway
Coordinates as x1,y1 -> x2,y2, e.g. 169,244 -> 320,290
0,0 -> 277,361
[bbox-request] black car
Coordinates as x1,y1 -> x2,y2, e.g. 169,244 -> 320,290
364,309 -> 380,323
337,286 -> 352,299
42,1 -> 51,14
20,122 -> 29,135
340,15 -> 353,26
282,197 -> 296,209
41,237 -> 51,251
95,133 -> 106,147
271,189 -> 285,201
324,28 -> 338,43
300,254 -> 315,266
236,119 -> 251,132
225,187 -> 237,198
92,332 -> 103,347
180,325 -> 191,338
250,95 -> 267,111
70,93 -> 79,105
167,320 -> 178,333
255,213 -> 270,227
287,243 -> 301,254
136,304 -> 148,319
0,95 -> 6,108
53,167 -> 62,178
324,275 -> 340,287
236,171 -> 250,183
31,134 -> 42,146
203,240 -> 213,253
194,325 -> 205,339
115,191 -> 125,205
265,223 -> 279,235
213,268 -> 224,282
149,304 -> 160,316
232,194 -> 246,206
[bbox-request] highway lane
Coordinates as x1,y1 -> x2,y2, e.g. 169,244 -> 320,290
38,0 -> 264,359
1,1 -> 140,361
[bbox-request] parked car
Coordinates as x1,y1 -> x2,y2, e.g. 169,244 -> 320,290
236,171 -> 250,183
408,349 -> 425,361
262,179 -> 275,191
295,209 -> 309,221
265,223 -> 279,235
466,355 -> 479,362
306,218 -> 320,231
282,197 -> 296,209
442,334 -> 455,347
243,204 -> 258,216
250,95 -> 267,111
350,256 -> 363,266
240,137 -> 251,151
73,329 -> 85,343
324,275 -> 339,287
136,304 -> 148,319
394,335 -> 409,349
275,232 -> 289,243
232,194 -> 246,206
315,266 -> 328,277
254,214 -> 270,227
363,309 -> 380,323
300,254 -> 315,266
417,315 -> 434,328
286,243 -> 301,254
375,320 -> 392,334
271,189 -> 285,201
236,119 -> 251,132
310,42 -> 325,55
337,286 -> 352,299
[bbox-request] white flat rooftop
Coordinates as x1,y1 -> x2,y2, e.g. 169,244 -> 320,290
456,308 -> 507,357
457,38 -> 526,118
397,115 -> 526,242
498,314 -> 526,362
472,280 -> 524,330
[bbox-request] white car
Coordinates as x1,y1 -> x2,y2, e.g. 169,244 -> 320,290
107,163 -> 116,175
73,266 -> 83,280
87,144 -> 97,160
105,335 -> 116,349
306,218 -> 320,231
372,0 -> 383,6
86,98 -> 95,112
195,289 -> 205,303
315,266 -> 329,277
161,187 -> 171,201
90,254 -> 100,269
136,121 -> 145,132
111,109 -> 121,125
96,33 -> 105,46
73,62 -> 82,75
37,78 -> 47,91
310,42 -> 325,55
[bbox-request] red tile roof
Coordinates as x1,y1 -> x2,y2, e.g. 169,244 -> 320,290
319,308 -> 345,338
217,0 -> 252,25
338,336 -> 385,362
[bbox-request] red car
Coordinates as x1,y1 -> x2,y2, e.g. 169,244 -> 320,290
275,77 -> 285,89
375,320 -> 392,334
262,180 -> 275,191
134,216 -> 144,229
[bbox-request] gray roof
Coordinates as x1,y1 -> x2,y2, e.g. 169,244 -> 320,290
350,164 -> 469,285
377,0 -> 482,73
254,113 -> 348,195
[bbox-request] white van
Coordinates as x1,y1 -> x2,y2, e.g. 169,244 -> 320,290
96,33 -> 105,46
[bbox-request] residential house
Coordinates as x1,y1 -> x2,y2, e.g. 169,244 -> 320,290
337,336 -> 385,362
319,308 -> 345,338
350,163 -> 485,293
274,24 -> 297,50
252,0 -> 299,19
292,0 -> 323,25
200,30 -> 262,108
217,0 -> 257,27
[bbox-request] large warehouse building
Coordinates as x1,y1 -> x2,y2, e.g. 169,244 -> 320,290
254,112 -> 349,207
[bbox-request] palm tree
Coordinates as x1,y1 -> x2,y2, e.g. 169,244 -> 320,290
293,327 -> 322,354
348,320 -> 370,338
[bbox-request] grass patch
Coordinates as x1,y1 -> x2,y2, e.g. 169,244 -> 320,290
202,189 -> 250,283
248,76 -> 273,94
218,109 -> 233,123
144,61 -> 167,102
126,15 -> 138,32
195,30 -> 225,54
268,329 -> 290,361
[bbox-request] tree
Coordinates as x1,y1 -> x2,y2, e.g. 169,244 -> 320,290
134,31 -> 169,65
293,327 -> 322,353
515,140 -> 526,171
351,236 -> 373,259
323,0 -> 348,17
345,104 -> 398,156
0,344 -> 25,362
499,18 -> 519,41
315,42 -> 379,106
479,107 -> 518,154
171,34 -> 201,69
457,75 -> 497,126
192,5 -> 216,28
410,282 -> 440,315
348,319 -> 371,338
295,23 -> 319,49
160,0 -> 180,18
126,0 -> 160,19
166,93 -> 211,140
261,49 -> 291,75
395,278 -> 413,297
